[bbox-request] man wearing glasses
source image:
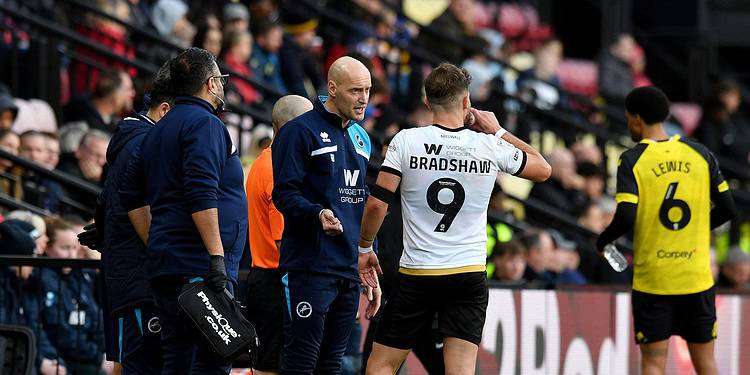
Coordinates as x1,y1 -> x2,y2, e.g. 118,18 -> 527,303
119,48 -> 247,374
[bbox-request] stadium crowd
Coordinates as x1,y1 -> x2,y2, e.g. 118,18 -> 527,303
0,0 -> 750,374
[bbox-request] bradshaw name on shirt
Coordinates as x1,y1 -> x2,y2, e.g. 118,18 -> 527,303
409,143 -> 492,175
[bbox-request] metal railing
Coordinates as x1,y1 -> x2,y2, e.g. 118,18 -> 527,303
0,2 -> 273,123
56,0 -> 284,101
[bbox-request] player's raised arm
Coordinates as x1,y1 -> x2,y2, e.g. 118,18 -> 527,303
470,108 -> 551,182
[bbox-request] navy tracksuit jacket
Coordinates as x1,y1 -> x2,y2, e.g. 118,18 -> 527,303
100,113 -> 154,310
271,97 -> 371,373
98,113 -> 162,369
118,96 -> 247,283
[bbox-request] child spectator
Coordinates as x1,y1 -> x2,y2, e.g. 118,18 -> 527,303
223,30 -> 262,105
489,239 -> 527,284
0,220 -> 64,375
40,218 -> 104,374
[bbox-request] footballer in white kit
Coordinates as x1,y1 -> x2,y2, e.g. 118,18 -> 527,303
357,63 -> 550,374
381,124 -> 526,274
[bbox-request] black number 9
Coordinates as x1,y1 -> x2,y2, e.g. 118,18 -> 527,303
659,182 -> 691,230
426,178 -> 466,232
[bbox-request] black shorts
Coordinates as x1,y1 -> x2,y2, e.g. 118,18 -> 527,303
375,271 -> 488,349
109,303 -> 162,372
632,286 -> 717,345
244,267 -> 284,371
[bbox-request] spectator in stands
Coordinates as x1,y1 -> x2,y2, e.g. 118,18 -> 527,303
67,215 -> 100,261
59,130 -> 109,183
250,0 -> 279,23
696,79 -> 750,164
223,2 -> 251,33
127,0 -> 155,32
193,23 -> 223,57
577,161 -> 605,201
518,39 -> 565,110
0,129 -> 20,183
718,247 -> 750,289
549,229 -> 586,285
251,21 -> 287,94
6,210 -> 48,255
40,218 -> 105,374
598,34 -> 636,104
279,8 -> 323,97
630,45 -> 653,88
0,93 -> 18,130
520,229 -> 556,286
63,69 -> 135,134
150,0 -> 196,48
223,31 -> 262,105
489,239 -> 527,284
41,132 -> 60,170
73,0 -> 136,95
18,131 -> 67,213
527,148 -> 588,222
415,0 -> 484,63
575,201 -> 629,285
462,39 -> 502,103
0,220 -> 65,375
57,130 -> 109,212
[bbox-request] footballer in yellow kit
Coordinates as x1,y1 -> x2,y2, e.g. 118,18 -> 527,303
597,87 -> 736,375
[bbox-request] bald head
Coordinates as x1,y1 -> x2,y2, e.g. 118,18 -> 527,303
326,56 -> 372,123
272,95 -> 313,133
328,56 -> 369,83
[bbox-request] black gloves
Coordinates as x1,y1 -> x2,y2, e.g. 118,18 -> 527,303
78,223 -> 101,251
207,255 -> 228,292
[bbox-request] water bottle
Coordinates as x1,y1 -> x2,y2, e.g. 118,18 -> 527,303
603,244 -> 628,272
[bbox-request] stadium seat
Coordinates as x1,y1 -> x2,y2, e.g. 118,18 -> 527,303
0,325 -> 36,375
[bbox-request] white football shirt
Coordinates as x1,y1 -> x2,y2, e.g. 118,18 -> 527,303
381,125 -> 525,271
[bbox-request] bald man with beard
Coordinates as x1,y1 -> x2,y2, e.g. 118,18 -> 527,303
271,56 -> 380,374
245,95 -> 313,375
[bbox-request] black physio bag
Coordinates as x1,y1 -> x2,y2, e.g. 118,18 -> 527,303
177,281 -> 259,363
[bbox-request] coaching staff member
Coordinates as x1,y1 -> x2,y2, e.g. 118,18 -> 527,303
272,56 -> 379,374
245,94 -> 313,375
119,48 -> 247,374
79,63 -> 173,374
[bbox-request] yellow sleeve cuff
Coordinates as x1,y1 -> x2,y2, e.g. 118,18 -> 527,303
717,181 -> 729,193
615,193 -> 639,204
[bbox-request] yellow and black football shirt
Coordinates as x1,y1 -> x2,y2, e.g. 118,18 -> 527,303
615,135 -> 728,295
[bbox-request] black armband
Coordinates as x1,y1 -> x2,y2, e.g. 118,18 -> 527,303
370,184 -> 396,205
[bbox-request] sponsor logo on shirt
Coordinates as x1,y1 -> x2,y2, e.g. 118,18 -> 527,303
320,132 -> 331,143
656,249 -> 697,260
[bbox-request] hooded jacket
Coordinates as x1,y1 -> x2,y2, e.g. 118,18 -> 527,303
98,113 -> 155,311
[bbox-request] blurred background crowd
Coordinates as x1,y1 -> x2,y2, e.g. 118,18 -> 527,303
2,0 -> 750,373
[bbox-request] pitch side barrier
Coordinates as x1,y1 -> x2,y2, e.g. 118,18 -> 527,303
4,256 -> 749,374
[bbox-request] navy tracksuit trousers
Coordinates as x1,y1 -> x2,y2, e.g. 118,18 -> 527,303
280,272 -> 360,374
